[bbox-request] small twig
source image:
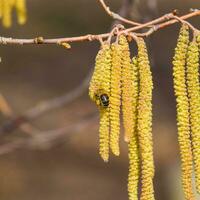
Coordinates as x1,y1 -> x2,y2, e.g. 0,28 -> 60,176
98,0 -> 141,26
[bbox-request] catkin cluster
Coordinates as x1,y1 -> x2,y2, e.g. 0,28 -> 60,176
0,0 -> 27,28
89,35 -> 155,200
173,24 -> 200,199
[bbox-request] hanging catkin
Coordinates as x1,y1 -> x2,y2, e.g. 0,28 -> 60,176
0,0 -> 27,27
137,38 -> 155,200
119,35 -> 135,142
110,43 -> 122,156
15,0 -> 27,25
186,38 -> 200,194
128,57 -> 140,200
89,43 -> 112,162
172,25 -> 194,200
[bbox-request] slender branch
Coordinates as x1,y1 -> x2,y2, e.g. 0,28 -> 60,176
98,0 -> 141,26
0,10 -> 199,46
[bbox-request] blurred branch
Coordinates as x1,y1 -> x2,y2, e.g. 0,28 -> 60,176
0,71 -> 92,135
0,10 -> 200,46
0,113 -> 97,155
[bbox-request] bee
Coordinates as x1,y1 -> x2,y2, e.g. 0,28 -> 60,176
95,89 -> 109,108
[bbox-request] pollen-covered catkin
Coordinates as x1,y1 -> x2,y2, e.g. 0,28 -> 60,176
89,44 -> 112,162
119,35 -> 135,142
137,38 -> 155,200
110,43 -> 122,156
186,39 -> 200,193
172,25 -> 194,200
128,57 -> 140,200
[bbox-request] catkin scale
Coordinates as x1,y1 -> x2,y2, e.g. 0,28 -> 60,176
173,25 -> 194,200
186,39 -> 200,193
119,35 -> 135,142
89,44 -> 112,162
137,38 -> 155,200
128,57 -> 140,200
110,43 -> 122,156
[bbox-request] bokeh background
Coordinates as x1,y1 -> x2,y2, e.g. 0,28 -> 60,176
0,0 -> 200,199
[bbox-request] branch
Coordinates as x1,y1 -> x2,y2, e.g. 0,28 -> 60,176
0,10 -> 199,46
98,0 -> 141,26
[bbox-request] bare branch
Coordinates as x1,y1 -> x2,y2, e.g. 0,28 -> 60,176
0,10 -> 199,46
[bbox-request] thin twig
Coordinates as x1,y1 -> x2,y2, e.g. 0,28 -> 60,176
98,0 -> 141,26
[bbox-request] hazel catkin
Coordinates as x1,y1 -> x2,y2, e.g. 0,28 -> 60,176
15,0 -> 27,25
0,0 -> 27,27
119,35 -> 135,142
137,38 -> 155,200
128,57 -> 140,200
186,39 -> 200,194
172,25 -> 194,200
110,43 -> 122,156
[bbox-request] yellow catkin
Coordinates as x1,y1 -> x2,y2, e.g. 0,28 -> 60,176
186,39 -> 200,193
0,0 -> 27,27
128,57 -> 140,200
0,0 -> 3,18
137,38 -> 155,200
15,0 -> 27,25
119,35 -> 135,142
172,25 -> 194,200
89,44 -> 112,162
2,0 -> 13,28
110,43 -> 122,156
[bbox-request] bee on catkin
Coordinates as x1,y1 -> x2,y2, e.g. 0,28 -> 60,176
137,38 -> 155,200
119,35 -> 135,142
172,24 -> 194,200
89,43 -> 112,162
186,38 -> 200,194
128,57 -> 140,200
110,43 -> 122,156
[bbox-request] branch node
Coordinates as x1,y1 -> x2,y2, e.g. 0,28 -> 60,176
34,37 -> 44,44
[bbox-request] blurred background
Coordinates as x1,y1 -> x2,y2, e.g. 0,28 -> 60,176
0,0 -> 200,199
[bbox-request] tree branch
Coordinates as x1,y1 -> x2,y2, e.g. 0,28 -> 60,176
0,10 -> 199,46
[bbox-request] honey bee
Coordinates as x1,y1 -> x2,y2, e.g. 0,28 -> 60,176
95,89 -> 109,108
